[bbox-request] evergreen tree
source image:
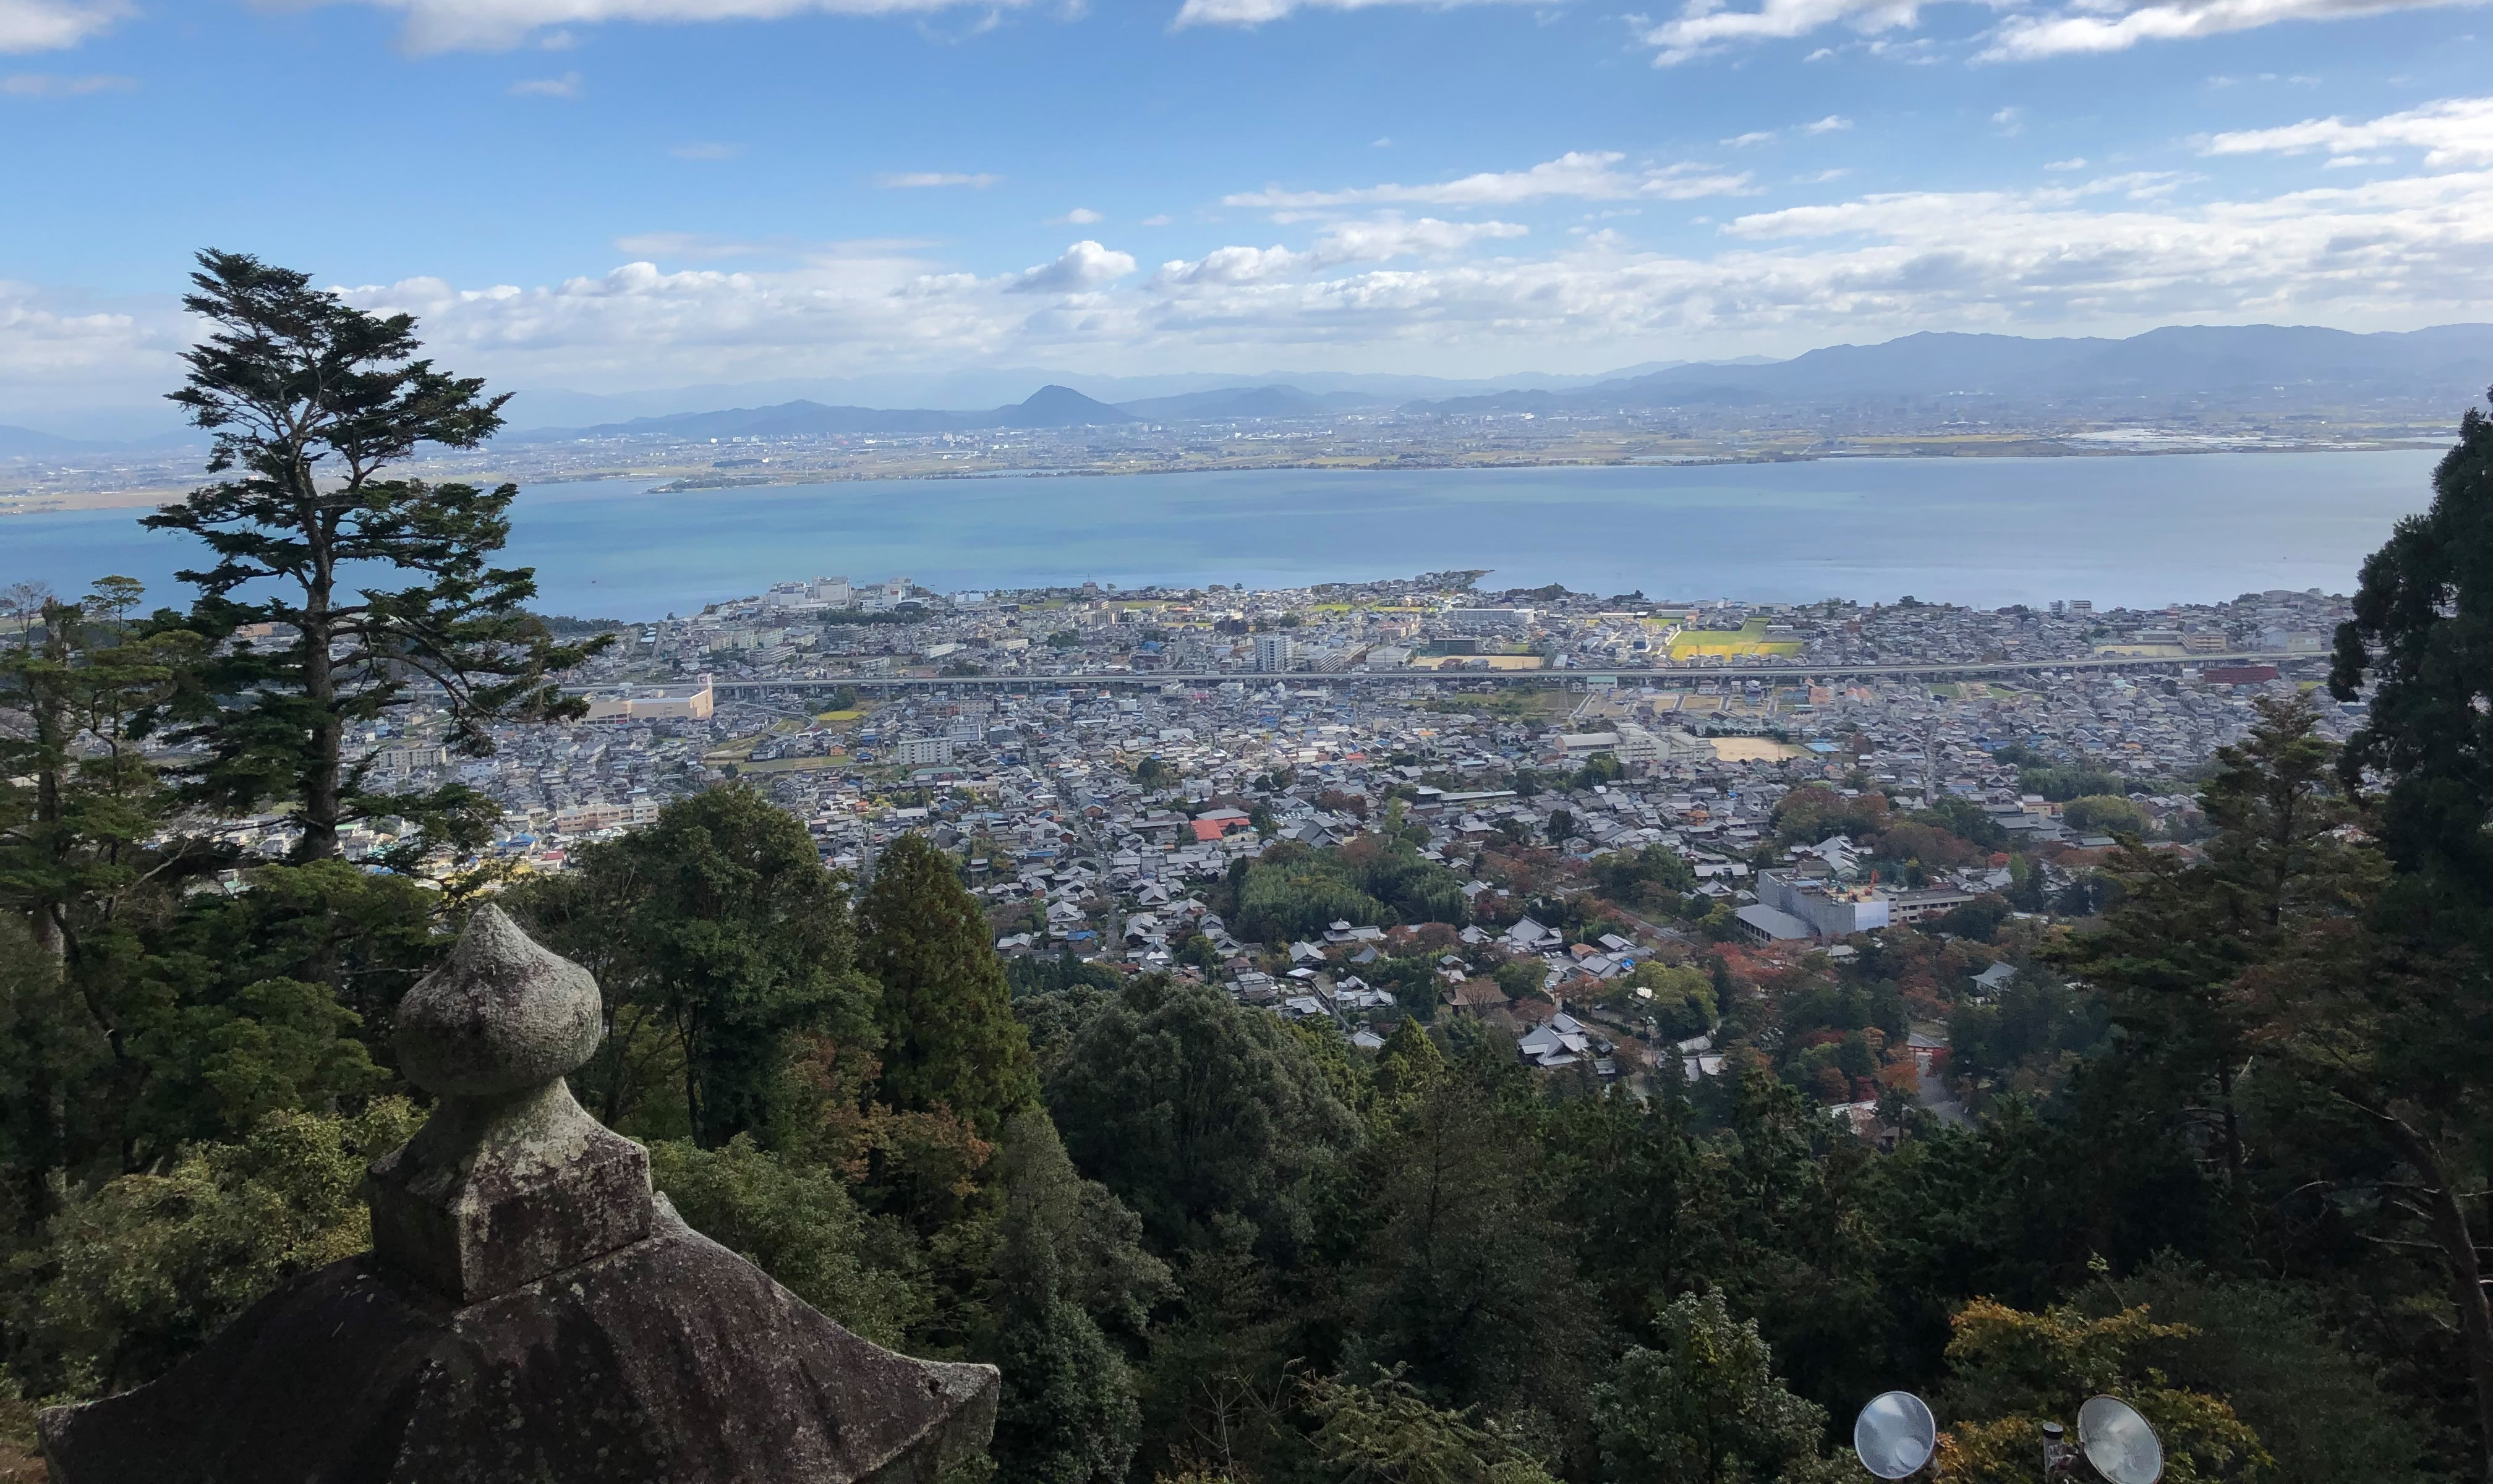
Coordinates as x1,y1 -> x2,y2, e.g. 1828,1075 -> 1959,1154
979,1111 -> 1170,1484
1592,1291 -> 1835,1484
2318,407 -> 2493,1473
1342,1060 -> 1593,1418
509,786 -> 873,1146
145,250 -> 603,863
863,838 -> 1037,1137
2332,401 -> 2493,937
861,833 -> 1038,1138
1047,975 -> 1355,1255
2057,694 -> 2372,1187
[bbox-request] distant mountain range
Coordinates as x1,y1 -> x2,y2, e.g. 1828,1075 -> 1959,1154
493,360 -> 1716,431
506,323 -> 2493,445
505,385 -> 1139,443
1400,324 -> 2493,416
16,325 -> 2493,455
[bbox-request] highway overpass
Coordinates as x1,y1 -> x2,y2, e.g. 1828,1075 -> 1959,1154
706,651 -> 2311,700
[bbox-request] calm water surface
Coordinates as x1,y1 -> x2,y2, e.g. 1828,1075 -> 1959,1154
1,451 -> 2440,618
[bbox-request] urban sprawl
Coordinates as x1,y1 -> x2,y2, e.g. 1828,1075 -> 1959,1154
258,572 -> 2354,1119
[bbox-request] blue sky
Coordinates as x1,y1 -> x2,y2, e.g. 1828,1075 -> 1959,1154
5,0 -> 2493,429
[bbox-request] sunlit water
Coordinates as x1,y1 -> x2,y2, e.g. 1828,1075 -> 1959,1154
2,450 -> 2440,619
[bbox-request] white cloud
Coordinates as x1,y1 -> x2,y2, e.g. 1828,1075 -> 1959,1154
1141,213 -> 1174,226
1984,0 -> 2470,58
670,141 -> 744,159
1637,0 -> 2457,64
1803,113 -> 1852,132
1792,168 -> 1850,183
302,0 -> 1044,53
1723,130 -> 1778,147
2201,96 -> 2493,166
508,70 -> 581,96
1052,207 -> 1105,224
1007,240 -> 1138,294
1150,216 -> 1528,286
1638,0 -> 1922,66
0,0 -> 125,53
21,162 -> 2493,404
2044,156 -> 2088,171
1170,0 -> 1527,27
1224,152 -> 1752,212
0,69 -> 128,92
0,278 -> 186,421
877,171 -> 1002,187
1991,106 -> 2022,134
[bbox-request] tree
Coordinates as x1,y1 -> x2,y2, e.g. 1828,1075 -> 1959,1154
2332,401 -> 2493,939
1492,959 -> 1549,1004
2,1099 -> 419,1401
143,250 -> 603,863
2321,404 -> 2493,1475
1046,976 -> 1355,1256
2061,795 -> 2145,836
646,1135 -> 919,1347
2053,698 -> 2369,1185
0,579 -> 198,959
0,581 -> 206,1219
978,1111 -> 1171,1484
861,833 -> 1038,1139
1304,1368 -> 1559,1484
1342,1068 -> 1593,1416
1592,1290 -> 1837,1484
508,787 -> 873,1145
1934,1298 -> 2270,1484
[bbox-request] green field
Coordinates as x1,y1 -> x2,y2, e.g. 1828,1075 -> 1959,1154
1667,617 -> 1804,660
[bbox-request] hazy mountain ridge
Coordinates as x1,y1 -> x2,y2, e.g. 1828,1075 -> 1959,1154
19,325 -> 2493,454
505,385 -> 1137,443
1402,324 -> 2493,414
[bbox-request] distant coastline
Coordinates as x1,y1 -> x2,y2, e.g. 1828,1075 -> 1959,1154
2,435 -> 2448,516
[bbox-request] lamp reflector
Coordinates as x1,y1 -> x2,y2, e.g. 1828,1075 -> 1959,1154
2078,1396 -> 2165,1484
1853,1391 -> 1937,1480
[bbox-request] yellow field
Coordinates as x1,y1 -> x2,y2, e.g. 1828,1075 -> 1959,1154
1709,737 -> 1804,762
1668,618 -> 1803,660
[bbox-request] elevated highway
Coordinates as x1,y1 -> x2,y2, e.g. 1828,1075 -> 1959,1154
705,651 -> 2308,700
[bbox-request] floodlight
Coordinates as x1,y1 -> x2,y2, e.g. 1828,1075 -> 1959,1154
2078,1396 -> 2165,1484
1852,1391 -> 1937,1480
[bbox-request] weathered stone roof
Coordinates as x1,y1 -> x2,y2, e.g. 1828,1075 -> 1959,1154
41,906 -> 997,1484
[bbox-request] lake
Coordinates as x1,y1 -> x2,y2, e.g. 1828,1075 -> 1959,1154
0,450 -> 2442,619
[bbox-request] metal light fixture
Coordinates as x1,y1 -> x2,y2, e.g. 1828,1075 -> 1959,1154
1853,1392 -> 1938,1480
2078,1396 -> 2165,1484
1851,1389 -> 2165,1483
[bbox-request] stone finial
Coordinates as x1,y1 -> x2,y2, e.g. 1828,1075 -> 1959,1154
396,905 -> 603,1097
365,905 -> 654,1306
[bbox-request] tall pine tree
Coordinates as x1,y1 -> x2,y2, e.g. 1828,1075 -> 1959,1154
146,250 -> 602,863
859,832 -> 1037,1138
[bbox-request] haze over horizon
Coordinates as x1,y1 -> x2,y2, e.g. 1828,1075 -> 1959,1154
10,0 -> 2493,437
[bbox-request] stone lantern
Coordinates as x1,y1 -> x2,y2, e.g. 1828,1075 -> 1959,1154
40,906 -> 998,1483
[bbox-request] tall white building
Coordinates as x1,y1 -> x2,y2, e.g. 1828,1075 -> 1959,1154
890,736 -> 955,767
1253,633 -> 1298,672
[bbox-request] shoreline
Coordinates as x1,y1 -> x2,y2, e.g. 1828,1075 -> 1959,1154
0,436 -> 2447,517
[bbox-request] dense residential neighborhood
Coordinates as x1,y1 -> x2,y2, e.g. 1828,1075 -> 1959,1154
213,571 -> 2345,1124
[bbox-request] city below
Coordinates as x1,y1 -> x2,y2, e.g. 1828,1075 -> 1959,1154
176,570 -> 2340,1093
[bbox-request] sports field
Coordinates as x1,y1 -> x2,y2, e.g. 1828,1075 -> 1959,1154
1665,617 -> 1804,660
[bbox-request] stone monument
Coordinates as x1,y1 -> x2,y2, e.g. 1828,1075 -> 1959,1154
39,906 -> 999,1484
